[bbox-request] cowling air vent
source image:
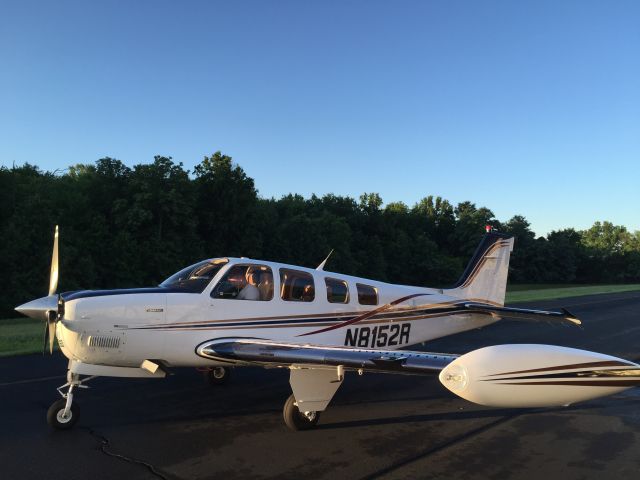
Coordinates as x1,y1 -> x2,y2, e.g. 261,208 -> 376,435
88,335 -> 120,349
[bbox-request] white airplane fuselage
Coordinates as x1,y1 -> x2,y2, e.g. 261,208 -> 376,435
22,229 -> 640,433
56,257 -> 498,369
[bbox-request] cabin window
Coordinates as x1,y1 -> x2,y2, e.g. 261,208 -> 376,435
160,258 -> 228,293
357,283 -> 378,305
325,278 -> 349,304
211,265 -> 274,301
280,269 -> 315,302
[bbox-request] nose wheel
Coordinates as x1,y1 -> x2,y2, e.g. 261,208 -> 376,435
283,394 -> 320,431
47,398 -> 80,430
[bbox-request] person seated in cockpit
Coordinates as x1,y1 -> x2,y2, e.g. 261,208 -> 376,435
301,283 -> 314,302
257,270 -> 274,300
237,268 -> 260,300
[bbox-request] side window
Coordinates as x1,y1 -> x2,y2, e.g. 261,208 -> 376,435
325,278 -> 349,304
357,283 -> 378,305
280,269 -> 315,302
211,265 -> 274,301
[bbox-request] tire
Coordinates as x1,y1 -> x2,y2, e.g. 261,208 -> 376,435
206,366 -> 231,386
47,398 -> 80,430
283,394 -> 320,431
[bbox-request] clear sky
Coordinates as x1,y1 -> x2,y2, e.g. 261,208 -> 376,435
1,1 -> 638,236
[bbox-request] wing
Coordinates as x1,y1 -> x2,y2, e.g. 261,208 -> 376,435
196,337 -> 457,375
196,337 -> 640,417
462,302 -> 581,326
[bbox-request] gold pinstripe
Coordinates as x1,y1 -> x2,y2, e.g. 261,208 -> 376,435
146,310 -> 489,331
138,297 -> 498,329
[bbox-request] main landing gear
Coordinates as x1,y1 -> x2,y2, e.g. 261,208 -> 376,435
47,372 -> 95,430
283,394 -> 320,431
282,367 -> 344,431
203,366 -> 231,386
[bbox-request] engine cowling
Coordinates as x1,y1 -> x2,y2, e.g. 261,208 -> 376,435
439,344 -> 640,408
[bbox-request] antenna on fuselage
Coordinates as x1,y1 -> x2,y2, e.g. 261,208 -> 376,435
316,249 -> 334,271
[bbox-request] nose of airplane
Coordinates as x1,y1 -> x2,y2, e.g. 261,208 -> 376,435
15,295 -> 58,321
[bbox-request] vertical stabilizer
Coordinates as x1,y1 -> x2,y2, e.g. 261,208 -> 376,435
445,233 -> 514,306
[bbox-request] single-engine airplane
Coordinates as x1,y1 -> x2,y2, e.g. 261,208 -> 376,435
16,226 -> 640,430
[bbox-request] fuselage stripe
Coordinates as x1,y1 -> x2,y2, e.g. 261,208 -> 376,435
124,308 -> 493,331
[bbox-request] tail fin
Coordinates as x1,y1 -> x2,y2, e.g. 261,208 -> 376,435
444,232 -> 514,306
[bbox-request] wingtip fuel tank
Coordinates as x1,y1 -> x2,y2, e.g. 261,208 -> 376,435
439,344 -> 640,408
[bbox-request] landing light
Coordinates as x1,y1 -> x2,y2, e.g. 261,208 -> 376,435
439,364 -> 468,391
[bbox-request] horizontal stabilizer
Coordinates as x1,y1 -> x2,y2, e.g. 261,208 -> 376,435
462,302 -> 581,326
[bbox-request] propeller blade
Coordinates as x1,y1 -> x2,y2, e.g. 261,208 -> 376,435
48,225 -> 59,296
42,319 -> 49,355
48,317 -> 56,354
44,310 -> 58,355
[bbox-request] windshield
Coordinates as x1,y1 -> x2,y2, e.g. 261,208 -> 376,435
159,259 -> 228,293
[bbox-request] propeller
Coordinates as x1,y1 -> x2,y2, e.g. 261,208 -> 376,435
49,225 -> 59,296
14,225 -> 63,353
43,310 -> 58,354
44,225 -> 60,354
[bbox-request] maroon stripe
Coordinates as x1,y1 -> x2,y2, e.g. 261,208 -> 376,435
297,293 -> 431,337
485,360 -> 633,377
496,379 -> 640,387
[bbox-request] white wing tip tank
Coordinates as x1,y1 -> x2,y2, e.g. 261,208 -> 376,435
439,344 -> 640,408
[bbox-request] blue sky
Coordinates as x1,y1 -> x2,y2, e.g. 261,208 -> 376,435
1,1 -> 638,236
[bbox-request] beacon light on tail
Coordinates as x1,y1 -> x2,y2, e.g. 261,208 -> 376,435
15,226 -> 640,430
439,344 -> 640,408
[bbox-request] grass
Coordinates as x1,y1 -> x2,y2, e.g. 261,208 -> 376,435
506,284 -> 640,303
0,317 -> 52,357
506,283 -> 590,292
2,284 -> 640,357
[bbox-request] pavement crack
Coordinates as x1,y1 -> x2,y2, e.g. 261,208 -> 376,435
82,427 -> 172,480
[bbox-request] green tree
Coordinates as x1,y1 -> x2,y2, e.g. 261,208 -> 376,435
3,154 -> 640,318
452,202 -> 499,257
194,152 -> 260,258
504,215 -> 538,282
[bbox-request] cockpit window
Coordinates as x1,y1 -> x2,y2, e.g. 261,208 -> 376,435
211,265 -> 274,301
160,259 -> 228,293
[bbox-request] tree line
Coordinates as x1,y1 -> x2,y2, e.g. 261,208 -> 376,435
2,152 -> 639,317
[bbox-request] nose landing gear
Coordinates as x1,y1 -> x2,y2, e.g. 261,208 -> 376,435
47,372 -> 95,430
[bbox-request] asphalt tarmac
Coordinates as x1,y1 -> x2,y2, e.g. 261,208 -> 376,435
1,291 -> 639,480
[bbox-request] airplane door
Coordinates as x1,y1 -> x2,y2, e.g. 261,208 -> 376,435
208,263 -> 276,326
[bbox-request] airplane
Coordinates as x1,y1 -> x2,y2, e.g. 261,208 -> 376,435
15,226 -> 640,431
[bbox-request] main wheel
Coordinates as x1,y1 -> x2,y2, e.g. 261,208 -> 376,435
283,394 -> 320,431
205,366 -> 231,386
47,398 -> 80,430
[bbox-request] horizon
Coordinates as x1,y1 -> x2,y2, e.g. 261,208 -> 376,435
2,1 -> 638,237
